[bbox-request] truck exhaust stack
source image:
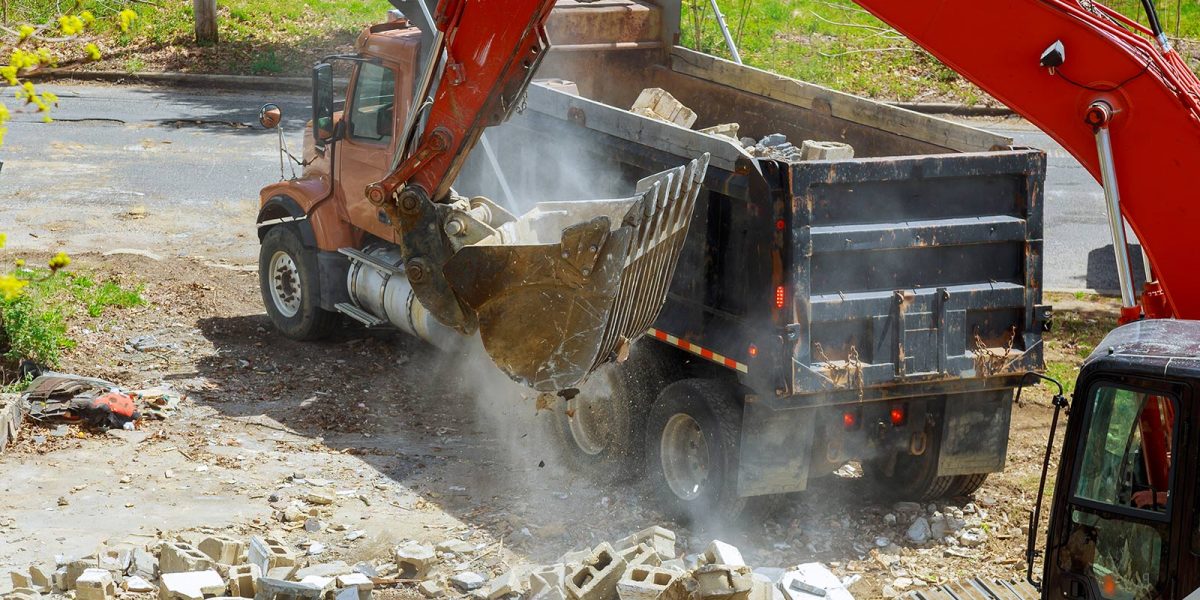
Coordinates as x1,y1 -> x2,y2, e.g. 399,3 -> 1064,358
444,154 -> 709,391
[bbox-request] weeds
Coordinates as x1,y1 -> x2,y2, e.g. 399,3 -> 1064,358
0,269 -> 143,372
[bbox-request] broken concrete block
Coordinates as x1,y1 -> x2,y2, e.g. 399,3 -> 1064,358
418,580 -> 445,598
530,564 -> 566,597
336,573 -> 373,600
5,588 -> 41,600
253,578 -> 324,600
617,566 -> 677,600
0,393 -> 23,453
27,564 -> 53,594
11,571 -> 32,589
76,569 -> 117,600
614,527 -> 676,560
199,537 -> 245,566
694,565 -> 753,600
618,544 -> 661,569
124,575 -> 156,593
631,88 -> 698,128
659,560 -> 685,574
60,560 -> 92,591
160,542 -> 215,575
699,123 -> 740,141
565,543 -> 627,600
294,563 -> 351,580
160,570 -> 227,600
703,541 -> 745,567
800,140 -> 854,161
777,565 -> 852,600
486,570 -> 522,600
97,546 -> 133,574
248,537 -> 297,574
266,566 -> 298,581
395,543 -> 436,578
298,576 -> 334,592
334,588 -> 359,600
228,564 -> 261,598
305,489 -> 335,505
450,572 -> 486,592
132,549 -> 159,580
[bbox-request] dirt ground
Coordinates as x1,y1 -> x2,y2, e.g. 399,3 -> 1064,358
0,252 -> 1114,599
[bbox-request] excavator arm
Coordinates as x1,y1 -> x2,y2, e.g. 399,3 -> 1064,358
360,0 -> 709,391
851,0 -> 1200,322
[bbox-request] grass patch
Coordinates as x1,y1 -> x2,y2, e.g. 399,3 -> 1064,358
1038,292 -> 1121,396
0,269 -> 143,374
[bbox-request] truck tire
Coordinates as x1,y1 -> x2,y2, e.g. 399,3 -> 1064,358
947,473 -> 990,497
546,346 -> 665,481
646,379 -> 746,522
865,427 -> 957,501
259,225 -> 337,340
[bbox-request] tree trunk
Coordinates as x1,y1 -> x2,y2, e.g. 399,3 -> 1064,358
193,0 -> 218,45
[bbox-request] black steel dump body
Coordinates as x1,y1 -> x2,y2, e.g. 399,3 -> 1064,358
455,0 -> 1047,494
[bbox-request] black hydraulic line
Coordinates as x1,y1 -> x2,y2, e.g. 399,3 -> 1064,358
1140,0 -> 1166,40
1017,371 -> 1068,592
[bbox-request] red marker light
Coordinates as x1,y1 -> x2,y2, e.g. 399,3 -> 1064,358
842,411 -> 858,430
748,344 -> 758,357
890,405 -> 907,427
776,219 -> 786,231
775,286 -> 786,309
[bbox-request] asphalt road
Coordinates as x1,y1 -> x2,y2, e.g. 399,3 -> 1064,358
1,81 -> 1127,291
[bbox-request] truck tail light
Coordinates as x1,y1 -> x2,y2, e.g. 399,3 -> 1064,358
775,286 -> 786,309
748,344 -> 758,357
842,410 -> 860,431
890,405 -> 907,427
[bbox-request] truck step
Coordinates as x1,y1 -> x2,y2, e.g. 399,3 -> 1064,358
339,247 -> 403,275
905,578 -> 1038,600
335,302 -> 387,327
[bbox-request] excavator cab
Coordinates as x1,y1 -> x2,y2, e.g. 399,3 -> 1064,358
1031,321 -> 1200,600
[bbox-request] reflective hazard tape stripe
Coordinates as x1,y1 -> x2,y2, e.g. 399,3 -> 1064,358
647,328 -> 749,374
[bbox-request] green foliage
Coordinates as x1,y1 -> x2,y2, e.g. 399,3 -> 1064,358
0,270 -> 143,368
251,50 -> 284,75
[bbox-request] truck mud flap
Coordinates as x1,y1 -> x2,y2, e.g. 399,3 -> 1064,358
444,154 -> 709,391
937,389 -> 1013,477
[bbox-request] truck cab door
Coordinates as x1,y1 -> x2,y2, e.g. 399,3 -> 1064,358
335,61 -> 402,242
1045,376 -> 1190,600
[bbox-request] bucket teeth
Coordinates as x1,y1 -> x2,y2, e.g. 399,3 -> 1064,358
443,154 -> 710,391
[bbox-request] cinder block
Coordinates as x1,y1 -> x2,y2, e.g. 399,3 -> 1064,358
394,543 -> 436,578
133,549 -> 159,580
97,545 -> 134,574
694,565 -> 752,600
298,576 -> 334,592
800,141 -> 854,161
529,564 -> 566,597
336,573 -> 373,600
631,88 -> 698,128
5,588 -> 41,600
159,570 -> 227,600
228,564 -> 261,598
75,569 -> 117,600
124,575 -> 156,593
617,544 -> 660,569
703,541 -> 745,567
266,566 -> 298,581
248,537 -> 297,574
28,564 -> 53,593
614,527 -> 676,560
253,578 -> 324,600
199,537 -> 245,566
617,566 -> 677,600
11,570 -> 32,589
160,542 -> 215,575
294,563 -> 351,580
60,560 -> 92,591
565,543 -> 627,600
486,570 -> 522,600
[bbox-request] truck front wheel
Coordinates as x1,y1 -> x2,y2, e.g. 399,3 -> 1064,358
259,226 -> 337,340
646,379 -> 745,522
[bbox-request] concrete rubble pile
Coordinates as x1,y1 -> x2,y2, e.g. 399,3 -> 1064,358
3,527 -> 855,600
629,87 -> 855,163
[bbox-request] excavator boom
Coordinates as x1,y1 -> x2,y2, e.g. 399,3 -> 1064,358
851,0 -> 1200,320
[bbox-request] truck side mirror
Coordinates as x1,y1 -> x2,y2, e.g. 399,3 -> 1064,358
312,63 -> 335,143
259,103 -> 282,129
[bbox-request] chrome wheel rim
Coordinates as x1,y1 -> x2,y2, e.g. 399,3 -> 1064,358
269,250 -> 302,318
660,413 -> 709,501
566,374 -> 616,456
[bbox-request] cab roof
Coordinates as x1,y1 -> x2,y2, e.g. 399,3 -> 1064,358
1082,319 -> 1200,381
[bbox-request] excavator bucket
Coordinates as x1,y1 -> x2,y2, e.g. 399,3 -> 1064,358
444,155 -> 709,391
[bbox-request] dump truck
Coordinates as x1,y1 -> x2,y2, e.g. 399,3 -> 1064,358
256,0 -> 1048,520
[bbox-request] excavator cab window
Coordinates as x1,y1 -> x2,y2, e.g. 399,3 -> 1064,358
347,62 -> 396,143
1063,383 -> 1177,600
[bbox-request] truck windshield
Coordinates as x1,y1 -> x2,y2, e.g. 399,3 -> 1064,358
1068,384 -> 1176,600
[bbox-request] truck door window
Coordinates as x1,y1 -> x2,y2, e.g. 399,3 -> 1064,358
1067,385 -> 1176,600
349,63 -> 395,143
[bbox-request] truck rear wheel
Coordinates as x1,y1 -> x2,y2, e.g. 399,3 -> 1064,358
646,379 -> 745,522
546,346 -> 665,481
865,427 -> 956,501
259,226 -> 337,340
947,473 -> 990,497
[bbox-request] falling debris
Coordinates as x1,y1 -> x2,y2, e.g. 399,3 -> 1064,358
631,88 -> 698,128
